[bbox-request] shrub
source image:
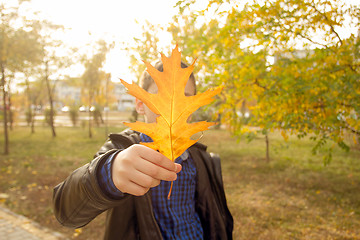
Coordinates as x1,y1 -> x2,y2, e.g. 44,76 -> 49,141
69,106 -> 79,127
44,108 -> 56,126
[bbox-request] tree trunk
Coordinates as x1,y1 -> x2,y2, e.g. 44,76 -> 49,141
88,95 -> 92,138
8,87 -> 12,131
31,111 -> 35,133
265,134 -> 270,162
44,61 -> 56,137
1,62 -> 9,155
88,110 -> 92,138
25,78 -> 35,134
105,75 -> 109,138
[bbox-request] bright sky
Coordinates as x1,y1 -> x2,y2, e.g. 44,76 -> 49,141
21,0 -> 183,82
4,0 -> 360,84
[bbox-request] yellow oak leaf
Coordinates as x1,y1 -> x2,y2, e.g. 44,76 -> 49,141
120,45 -> 221,162
120,46 -> 221,198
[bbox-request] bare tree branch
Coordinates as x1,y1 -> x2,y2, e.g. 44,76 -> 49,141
297,32 -> 330,49
309,1 -> 343,46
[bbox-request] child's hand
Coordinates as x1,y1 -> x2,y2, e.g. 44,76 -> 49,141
111,144 -> 182,196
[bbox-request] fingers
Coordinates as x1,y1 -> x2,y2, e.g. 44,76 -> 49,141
118,166 -> 162,196
135,145 -> 178,171
134,157 -> 178,182
111,144 -> 183,196
174,163 -> 182,173
130,170 -> 161,188
120,181 -> 149,197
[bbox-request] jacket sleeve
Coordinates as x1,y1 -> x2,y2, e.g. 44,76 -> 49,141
53,141 -> 130,228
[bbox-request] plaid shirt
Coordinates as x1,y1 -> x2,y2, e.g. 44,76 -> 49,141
99,134 -> 203,239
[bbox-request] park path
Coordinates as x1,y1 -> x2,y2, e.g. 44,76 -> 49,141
0,205 -> 67,240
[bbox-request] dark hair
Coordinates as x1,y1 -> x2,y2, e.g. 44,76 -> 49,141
139,61 -> 197,94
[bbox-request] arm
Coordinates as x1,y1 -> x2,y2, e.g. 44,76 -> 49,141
53,149 -> 129,228
53,139 -> 181,228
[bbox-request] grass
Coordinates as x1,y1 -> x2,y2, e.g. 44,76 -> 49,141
201,131 -> 360,240
0,126 -> 360,239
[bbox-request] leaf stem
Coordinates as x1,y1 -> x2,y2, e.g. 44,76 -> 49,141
167,181 -> 174,200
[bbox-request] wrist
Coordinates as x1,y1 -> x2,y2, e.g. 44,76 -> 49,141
98,150 -> 124,199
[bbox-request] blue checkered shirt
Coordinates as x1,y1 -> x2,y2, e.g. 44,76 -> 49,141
99,133 -> 203,239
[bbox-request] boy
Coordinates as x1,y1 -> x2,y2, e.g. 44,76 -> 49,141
53,61 -> 233,239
